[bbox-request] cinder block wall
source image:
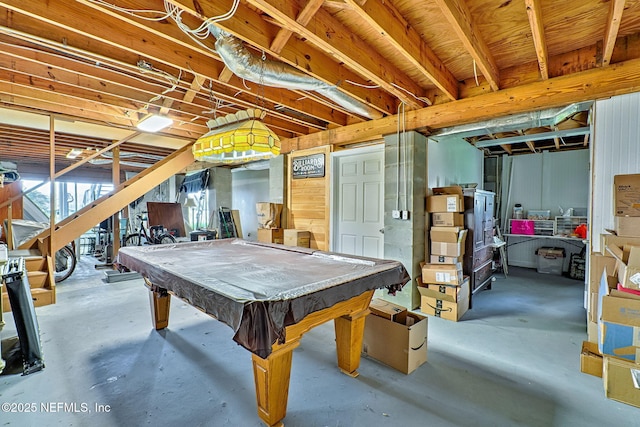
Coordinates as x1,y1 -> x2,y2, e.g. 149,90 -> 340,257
381,131 -> 427,309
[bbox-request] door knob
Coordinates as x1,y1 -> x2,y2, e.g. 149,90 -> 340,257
379,228 -> 384,234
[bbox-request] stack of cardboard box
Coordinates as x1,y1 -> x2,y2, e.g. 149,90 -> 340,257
582,173 -> 640,408
256,202 -> 284,244
418,187 -> 469,321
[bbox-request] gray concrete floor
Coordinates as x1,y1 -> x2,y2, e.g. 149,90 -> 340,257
1,257 -> 639,427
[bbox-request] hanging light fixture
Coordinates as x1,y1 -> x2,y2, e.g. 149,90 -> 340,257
192,108 -> 280,164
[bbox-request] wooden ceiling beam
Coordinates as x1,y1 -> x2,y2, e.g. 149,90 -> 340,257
603,0 -> 626,66
0,0 -> 349,130
244,0 -> 425,109
500,144 -> 513,155
433,0 -> 500,91
283,56 -> 640,152
525,0 -> 549,80
269,0 -> 324,53
525,140 -> 536,152
344,0 -> 459,101
1,35 -> 339,132
166,0 -> 397,116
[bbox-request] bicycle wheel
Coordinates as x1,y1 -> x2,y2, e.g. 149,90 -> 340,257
54,245 -> 77,283
158,234 -> 176,244
124,234 -> 144,246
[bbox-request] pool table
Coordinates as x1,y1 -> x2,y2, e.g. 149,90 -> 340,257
117,239 -> 409,427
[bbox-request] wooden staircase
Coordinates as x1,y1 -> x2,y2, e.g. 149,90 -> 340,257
1,249 -> 55,313
1,141 -> 194,312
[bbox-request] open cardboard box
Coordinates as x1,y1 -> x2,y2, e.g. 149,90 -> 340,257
606,243 -> 640,291
363,298 -> 428,374
598,265 -> 640,362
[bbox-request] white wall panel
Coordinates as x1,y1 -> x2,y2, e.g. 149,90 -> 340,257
592,93 -> 640,252
427,137 -> 483,189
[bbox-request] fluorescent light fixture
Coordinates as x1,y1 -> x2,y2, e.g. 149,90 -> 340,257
66,148 -> 84,159
136,114 -> 173,132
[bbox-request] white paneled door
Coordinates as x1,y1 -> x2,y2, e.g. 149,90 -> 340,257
332,146 -> 384,258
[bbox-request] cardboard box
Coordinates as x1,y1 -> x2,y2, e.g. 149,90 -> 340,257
427,187 -> 464,213
588,320 -> 599,343
421,262 -> 463,285
430,229 -> 467,257
581,341 -> 603,377
362,310 -> 428,374
257,228 -> 284,244
369,298 -> 407,322
599,284 -> 640,362
601,234 -> 640,255
430,226 -> 464,243
588,254 -> 617,323
430,254 -> 463,264
614,174 -> 640,217
615,216 -> 640,237
418,278 -> 470,321
256,202 -> 282,229
431,212 -> 464,227
603,356 -> 640,408
283,229 -> 310,247
606,244 -> 640,290
422,276 -> 470,303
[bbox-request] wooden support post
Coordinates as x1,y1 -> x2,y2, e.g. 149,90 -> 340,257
49,115 -> 55,258
252,340 -> 300,427
112,146 -> 121,258
6,205 -> 12,250
334,308 -> 370,377
148,286 -> 171,330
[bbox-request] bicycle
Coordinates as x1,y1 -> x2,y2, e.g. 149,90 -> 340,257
122,214 -> 176,246
54,242 -> 76,283
2,220 -> 76,283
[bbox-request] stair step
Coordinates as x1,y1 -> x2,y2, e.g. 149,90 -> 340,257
8,249 -> 46,271
27,271 -> 49,288
1,287 -> 54,313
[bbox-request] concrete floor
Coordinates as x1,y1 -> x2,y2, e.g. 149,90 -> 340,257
1,257 -> 639,427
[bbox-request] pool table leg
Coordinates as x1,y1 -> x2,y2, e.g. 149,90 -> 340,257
148,285 -> 171,330
334,307 -> 370,377
252,340 -> 300,427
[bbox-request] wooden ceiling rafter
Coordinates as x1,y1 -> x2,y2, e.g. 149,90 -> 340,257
525,0 -> 549,80
0,0 -> 350,134
344,0 -> 459,101
433,0 -> 500,91
165,0 -> 398,116
603,0 -> 626,66
244,0 -> 425,109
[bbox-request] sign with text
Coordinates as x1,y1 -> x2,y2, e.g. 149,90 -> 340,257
292,153 -> 325,179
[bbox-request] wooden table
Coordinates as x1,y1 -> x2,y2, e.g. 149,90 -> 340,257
117,239 -> 409,427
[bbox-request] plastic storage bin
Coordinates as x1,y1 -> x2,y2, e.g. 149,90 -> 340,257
536,247 -> 565,275
510,219 -> 535,235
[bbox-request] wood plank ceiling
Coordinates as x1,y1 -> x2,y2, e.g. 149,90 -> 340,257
0,0 -> 640,169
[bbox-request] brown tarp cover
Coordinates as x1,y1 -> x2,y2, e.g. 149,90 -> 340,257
117,239 -> 409,358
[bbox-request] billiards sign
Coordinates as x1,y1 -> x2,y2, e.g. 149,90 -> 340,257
292,153 -> 325,179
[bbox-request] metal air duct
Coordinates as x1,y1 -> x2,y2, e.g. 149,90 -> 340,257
209,26 -> 382,120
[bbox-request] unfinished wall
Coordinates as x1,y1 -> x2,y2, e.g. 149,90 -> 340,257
381,131 -> 427,309
286,146 -> 331,250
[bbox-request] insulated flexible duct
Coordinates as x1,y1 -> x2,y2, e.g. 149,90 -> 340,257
209,26 -> 382,120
